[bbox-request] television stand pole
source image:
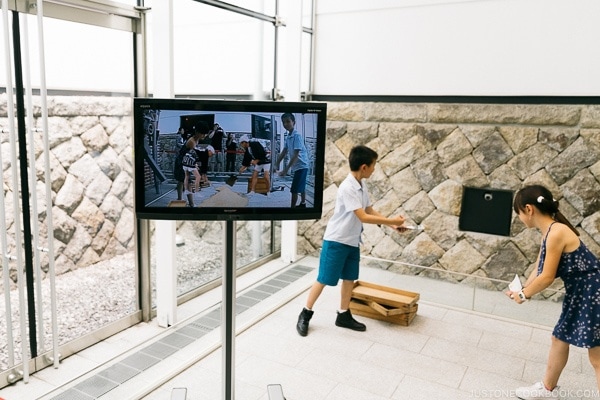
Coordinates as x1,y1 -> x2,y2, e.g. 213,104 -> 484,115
222,220 -> 236,400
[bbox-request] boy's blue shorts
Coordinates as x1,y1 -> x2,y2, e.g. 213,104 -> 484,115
291,168 -> 308,193
317,240 -> 360,286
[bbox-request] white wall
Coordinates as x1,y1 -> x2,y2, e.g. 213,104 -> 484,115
313,0 -> 600,96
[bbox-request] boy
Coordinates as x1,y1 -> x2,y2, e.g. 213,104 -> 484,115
297,145 -> 407,336
238,134 -> 271,195
275,113 -> 310,207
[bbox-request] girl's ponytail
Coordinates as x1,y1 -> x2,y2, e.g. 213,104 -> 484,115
514,185 -> 580,236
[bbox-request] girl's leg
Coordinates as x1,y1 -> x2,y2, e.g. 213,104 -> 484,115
588,346 -> 600,390
543,335 -> 570,389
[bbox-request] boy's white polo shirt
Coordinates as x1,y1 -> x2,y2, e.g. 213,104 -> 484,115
323,173 -> 371,247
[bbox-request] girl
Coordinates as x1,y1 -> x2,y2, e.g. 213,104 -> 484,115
508,185 -> 600,399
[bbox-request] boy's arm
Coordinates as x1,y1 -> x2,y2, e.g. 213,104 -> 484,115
354,207 -> 405,227
275,148 -> 287,166
282,149 -> 300,174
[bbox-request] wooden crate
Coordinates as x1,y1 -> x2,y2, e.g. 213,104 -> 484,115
349,281 -> 419,326
247,177 -> 269,194
168,200 -> 188,207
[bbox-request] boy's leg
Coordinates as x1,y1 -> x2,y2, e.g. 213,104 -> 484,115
290,170 -> 300,207
194,170 -> 201,192
306,281 -> 325,309
335,248 -> 366,332
340,279 -> 354,310
300,172 -> 307,205
250,171 -> 258,192
264,170 -> 270,193
297,281 -> 324,336
298,240 -> 336,337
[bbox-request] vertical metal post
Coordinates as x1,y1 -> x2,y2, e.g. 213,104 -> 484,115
12,9 -> 38,362
35,0 -> 60,367
20,10 -> 45,357
278,0 -> 303,263
222,220 -> 236,400
151,0 -> 178,328
2,4 -> 31,382
134,1 -> 152,322
0,0 -> 16,369
272,0 -> 282,100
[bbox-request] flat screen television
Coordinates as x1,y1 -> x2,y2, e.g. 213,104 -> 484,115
133,98 -> 327,221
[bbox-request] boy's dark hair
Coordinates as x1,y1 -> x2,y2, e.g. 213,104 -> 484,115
348,145 -> 378,171
281,112 -> 295,123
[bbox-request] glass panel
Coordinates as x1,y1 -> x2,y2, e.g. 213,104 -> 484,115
300,31 -> 312,94
149,219 -> 277,305
0,16 -> 7,89
0,14 -> 137,375
38,17 -> 137,341
302,0 -> 313,28
162,1 -> 275,98
24,18 -> 133,92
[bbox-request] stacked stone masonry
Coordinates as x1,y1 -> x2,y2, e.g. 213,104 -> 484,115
2,96 -> 599,299
298,102 -> 600,296
0,95 -> 134,287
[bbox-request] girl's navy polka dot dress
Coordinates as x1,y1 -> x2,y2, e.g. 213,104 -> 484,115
538,223 -> 600,348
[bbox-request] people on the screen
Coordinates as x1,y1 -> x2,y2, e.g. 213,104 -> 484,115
195,127 -> 215,189
208,123 -> 225,173
174,126 -> 191,201
180,122 -> 211,206
276,113 -> 310,208
238,134 -> 271,196
225,133 -> 237,172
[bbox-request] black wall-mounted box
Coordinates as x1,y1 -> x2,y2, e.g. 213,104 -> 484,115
459,187 -> 514,236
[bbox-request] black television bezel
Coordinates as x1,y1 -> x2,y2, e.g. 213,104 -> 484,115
133,98 -> 328,221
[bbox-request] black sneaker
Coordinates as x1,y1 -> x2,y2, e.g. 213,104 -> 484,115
296,308 -> 314,336
335,310 -> 366,331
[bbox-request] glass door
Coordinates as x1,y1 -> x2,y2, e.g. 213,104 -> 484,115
0,1 -> 143,388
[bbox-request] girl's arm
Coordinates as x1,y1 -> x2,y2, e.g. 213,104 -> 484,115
514,229 -> 565,301
523,250 -> 541,287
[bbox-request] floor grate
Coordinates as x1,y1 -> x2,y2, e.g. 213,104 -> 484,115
48,264 -> 313,400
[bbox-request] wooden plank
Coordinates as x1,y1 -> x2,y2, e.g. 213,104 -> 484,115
349,300 -> 418,326
366,300 -> 390,316
351,281 -> 420,308
168,200 -> 188,207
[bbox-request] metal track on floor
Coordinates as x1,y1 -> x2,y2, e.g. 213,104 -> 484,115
46,264 -> 314,400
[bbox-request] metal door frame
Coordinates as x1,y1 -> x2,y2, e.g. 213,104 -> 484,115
0,0 -> 146,388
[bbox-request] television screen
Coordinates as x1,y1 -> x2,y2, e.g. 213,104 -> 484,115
133,98 -> 327,221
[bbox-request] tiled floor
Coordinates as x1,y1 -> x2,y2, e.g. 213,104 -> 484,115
1,256 -> 597,400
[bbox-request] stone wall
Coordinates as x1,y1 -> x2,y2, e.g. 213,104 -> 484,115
2,96 -> 599,294
298,101 -> 600,292
0,95 -> 134,284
